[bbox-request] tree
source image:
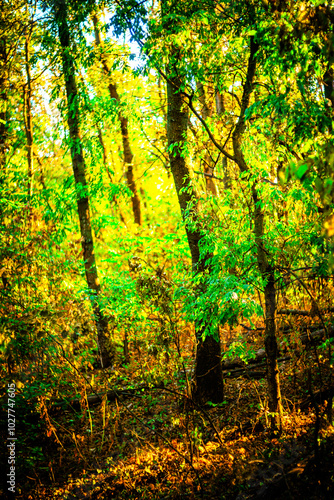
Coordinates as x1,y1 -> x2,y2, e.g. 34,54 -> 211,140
0,1 -> 24,187
0,0 -> 27,292
92,13 -> 142,225
152,1 -> 284,422
53,0 -> 112,368
23,4 -> 34,205
0,1 -> 12,175
161,0 -> 224,404
197,81 -> 218,196
230,34 -> 283,427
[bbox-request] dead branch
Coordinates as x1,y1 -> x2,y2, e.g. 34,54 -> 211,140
53,386 -> 147,412
53,327 -> 334,411
223,356 -> 291,379
278,307 -> 334,316
222,326 -> 334,372
300,325 -> 334,345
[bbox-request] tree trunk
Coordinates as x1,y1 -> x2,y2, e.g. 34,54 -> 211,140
231,37 -> 283,428
97,126 -> 127,225
55,0 -> 112,368
253,187 -> 283,429
197,81 -> 218,196
0,15 -> 8,179
23,21 -> 33,204
165,51 -> 224,404
0,6 -> 11,291
324,64 -> 334,133
92,15 -> 142,225
215,89 -> 224,116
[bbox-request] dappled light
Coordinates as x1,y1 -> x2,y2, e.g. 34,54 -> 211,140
1,0 -> 334,499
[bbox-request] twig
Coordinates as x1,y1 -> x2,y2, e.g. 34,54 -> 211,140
193,171 -> 224,182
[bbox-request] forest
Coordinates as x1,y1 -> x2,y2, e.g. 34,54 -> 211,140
0,0 -> 334,498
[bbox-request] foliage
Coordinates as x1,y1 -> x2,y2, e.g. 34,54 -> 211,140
0,0 -> 334,497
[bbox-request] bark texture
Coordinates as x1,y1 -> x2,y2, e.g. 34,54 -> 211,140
93,16 -> 141,225
55,0 -> 112,368
166,49 -> 224,404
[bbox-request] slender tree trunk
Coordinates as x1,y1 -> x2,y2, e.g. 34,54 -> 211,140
166,54 -> 224,404
215,89 -> 224,116
23,22 -> 33,204
97,126 -> 127,225
158,75 -> 168,128
97,127 -> 108,167
323,65 -> 334,107
232,37 -> 282,429
252,187 -> 282,429
0,9 -> 10,291
54,0 -> 112,368
197,81 -> 218,196
0,22 -> 8,179
214,91 -> 231,189
92,15 -> 141,225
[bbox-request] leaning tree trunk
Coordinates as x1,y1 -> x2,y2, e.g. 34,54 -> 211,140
232,36 -> 282,429
54,0 -> 112,368
166,55 -> 224,404
93,15 -> 141,225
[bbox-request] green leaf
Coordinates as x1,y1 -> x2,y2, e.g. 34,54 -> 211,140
296,164 -> 308,179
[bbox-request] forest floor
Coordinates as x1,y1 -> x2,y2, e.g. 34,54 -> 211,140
1,317 -> 334,500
